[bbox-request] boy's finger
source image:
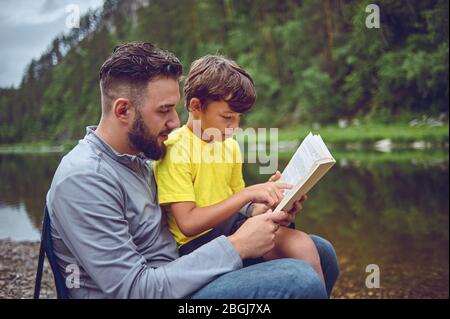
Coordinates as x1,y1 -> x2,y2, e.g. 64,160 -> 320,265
268,170 -> 281,182
289,201 -> 300,213
268,211 -> 290,224
275,183 -> 293,190
273,187 -> 283,202
266,195 -> 275,207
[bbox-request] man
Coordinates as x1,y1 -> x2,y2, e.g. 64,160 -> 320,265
46,42 -> 339,298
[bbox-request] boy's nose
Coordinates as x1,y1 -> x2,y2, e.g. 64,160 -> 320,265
228,120 -> 239,130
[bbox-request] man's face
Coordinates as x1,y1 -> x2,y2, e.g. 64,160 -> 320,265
128,77 -> 181,160
196,100 -> 242,142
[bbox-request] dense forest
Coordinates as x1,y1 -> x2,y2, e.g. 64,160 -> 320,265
0,0 -> 448,144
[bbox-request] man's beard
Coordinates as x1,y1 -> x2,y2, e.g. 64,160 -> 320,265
127,110 -> 167,160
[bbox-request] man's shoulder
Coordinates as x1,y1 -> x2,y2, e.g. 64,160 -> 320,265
53,139 -> 119,186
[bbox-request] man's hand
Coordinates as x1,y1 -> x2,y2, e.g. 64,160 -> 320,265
228,210 -> 291,259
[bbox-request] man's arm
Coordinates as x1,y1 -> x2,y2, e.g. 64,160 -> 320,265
50,172 -> 242,299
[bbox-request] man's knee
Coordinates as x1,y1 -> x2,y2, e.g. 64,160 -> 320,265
309,235 -> 340,296
276,259 -> 327,299
310,235 -> 339,270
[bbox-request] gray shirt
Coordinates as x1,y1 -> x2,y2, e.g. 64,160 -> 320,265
46,126 -> 243,298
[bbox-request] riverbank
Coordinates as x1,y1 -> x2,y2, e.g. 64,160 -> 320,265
1,239 -> 447,299
236,122 -> 449,148
0,240 -> 56,299
1,122 -> 448,154
278,122 -> 449,145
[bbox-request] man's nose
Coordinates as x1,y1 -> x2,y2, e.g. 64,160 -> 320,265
167,111 -> 180,130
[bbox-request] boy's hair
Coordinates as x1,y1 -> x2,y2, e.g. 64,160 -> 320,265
99,42 -> 182,113
183,55 -> 256,113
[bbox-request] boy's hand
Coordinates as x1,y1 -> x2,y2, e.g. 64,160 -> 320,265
268,170 -> 282,182
267,170 -> 308,221
288,194 -> 308,216
243,181 -> 292,208
277,194 -> 308,226
250,202 -> 269,216
247,171 -> 287,216
250,192 -> 308,224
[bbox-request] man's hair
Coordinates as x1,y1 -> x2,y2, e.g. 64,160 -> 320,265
183,55 -> 256,113
99,42 -> 182,113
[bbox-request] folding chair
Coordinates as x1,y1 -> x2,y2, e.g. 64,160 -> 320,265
34,206 -> 69,299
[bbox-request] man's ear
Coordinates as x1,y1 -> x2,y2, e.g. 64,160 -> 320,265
189,98 -> 202,115
113,98 -> 133,123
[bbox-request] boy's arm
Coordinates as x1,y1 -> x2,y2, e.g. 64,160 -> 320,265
167,182 -> 292,236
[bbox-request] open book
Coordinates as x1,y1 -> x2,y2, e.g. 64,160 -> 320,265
273,132 -> 336,213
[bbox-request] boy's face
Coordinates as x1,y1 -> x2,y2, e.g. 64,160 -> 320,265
192,99 -> 241,142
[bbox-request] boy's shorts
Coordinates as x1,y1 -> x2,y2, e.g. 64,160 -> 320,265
178,213 -> 247,256
178,213 -> 296,267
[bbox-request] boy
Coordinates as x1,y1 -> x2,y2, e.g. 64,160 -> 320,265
153,55 -> 324,282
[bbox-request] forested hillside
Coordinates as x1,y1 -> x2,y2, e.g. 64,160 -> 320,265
0,0 -> 448,143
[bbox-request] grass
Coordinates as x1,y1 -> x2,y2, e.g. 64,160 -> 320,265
233,122 -> 449,152
0,140 -> 76,153
274,149 -> 450,164
275,123 -> 449,144
1,122 -> 448,153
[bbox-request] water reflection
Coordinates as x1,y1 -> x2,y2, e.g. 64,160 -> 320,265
0,153 -> 63,236
243,153 -> 449,298
0,203 -> 41,241
0,151 -> 448,297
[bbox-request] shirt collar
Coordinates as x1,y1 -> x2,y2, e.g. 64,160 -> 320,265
84,126 -> 150,172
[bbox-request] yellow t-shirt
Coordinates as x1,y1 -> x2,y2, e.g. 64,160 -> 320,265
153,125 -> 245,247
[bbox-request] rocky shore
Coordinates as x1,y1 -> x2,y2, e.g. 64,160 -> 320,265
1,239 -> 447,299
0,240 -> 56,299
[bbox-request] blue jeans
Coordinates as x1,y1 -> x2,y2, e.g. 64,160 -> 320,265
191,235 -> 339,299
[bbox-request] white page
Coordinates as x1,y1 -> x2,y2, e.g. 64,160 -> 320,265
279,132 -> 331,196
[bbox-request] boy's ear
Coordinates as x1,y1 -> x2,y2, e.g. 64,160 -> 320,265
189,98 -> 202,114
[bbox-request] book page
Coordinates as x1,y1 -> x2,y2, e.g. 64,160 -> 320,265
280,133 -> 319,195
278,132 -> 334,198
274,160 -> 335,213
